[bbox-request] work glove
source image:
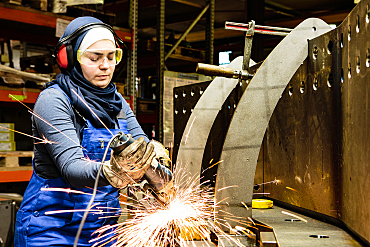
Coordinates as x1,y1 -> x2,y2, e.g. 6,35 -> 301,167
103,136 -> 155,189
150,140 -> 172,169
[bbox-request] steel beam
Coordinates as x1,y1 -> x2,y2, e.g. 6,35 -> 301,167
164,4 -> 209,61
157,0 -> 165,142
205,0 -> 214,65
127,0 -> 138,113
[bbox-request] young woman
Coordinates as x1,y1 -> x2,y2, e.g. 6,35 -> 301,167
14,16 -> 156,247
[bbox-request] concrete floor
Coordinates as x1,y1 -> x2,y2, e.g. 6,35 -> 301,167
253,206 -> 363,247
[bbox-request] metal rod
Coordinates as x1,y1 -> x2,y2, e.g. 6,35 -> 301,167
164,4 -> 209,61
225,21 -> 292,36
196,63 -> 253,80
243,20 -> 255,72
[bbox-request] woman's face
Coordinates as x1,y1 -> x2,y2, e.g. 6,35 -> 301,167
79,40 -> 116,89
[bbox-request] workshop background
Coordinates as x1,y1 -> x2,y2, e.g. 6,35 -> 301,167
0,0 -> 369,246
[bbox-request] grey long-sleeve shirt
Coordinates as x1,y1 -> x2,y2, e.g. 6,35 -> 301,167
32,87 -> 149,188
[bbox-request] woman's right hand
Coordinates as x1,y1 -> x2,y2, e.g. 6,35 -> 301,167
102,136 -> 155,189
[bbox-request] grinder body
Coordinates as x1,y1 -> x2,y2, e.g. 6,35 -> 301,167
110,132 -> 174,204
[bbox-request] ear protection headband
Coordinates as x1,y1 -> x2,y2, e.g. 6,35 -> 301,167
53,22 -> 124,71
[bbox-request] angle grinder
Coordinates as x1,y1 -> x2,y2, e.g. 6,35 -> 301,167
110,132 -> 175,206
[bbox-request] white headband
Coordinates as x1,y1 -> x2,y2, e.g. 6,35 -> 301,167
78,27 -> 116,52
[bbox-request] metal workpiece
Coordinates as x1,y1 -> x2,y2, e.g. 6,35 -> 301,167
175,56 -> 255,182
215,18 -> 331,227
255,0 -> 370,243
335,0 -> 370,241
174,1 -> 370,244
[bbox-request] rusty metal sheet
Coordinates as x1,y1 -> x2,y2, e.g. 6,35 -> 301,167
254,0 -> 370,243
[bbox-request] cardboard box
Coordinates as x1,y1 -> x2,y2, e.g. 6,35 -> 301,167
0,132 -> 14,142
0,142 -> 16,151
0,123 -> 14,131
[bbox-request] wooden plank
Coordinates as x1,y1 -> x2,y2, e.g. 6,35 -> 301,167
0,151 -> 34,157
0,156 -> 18,167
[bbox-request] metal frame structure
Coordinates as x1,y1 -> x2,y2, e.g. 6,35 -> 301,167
157,0 -> 165,143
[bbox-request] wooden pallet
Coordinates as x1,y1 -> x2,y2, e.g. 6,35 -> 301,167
0,151 -> 33,167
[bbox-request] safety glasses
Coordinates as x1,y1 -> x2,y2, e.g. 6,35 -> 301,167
77,48 -> 122,67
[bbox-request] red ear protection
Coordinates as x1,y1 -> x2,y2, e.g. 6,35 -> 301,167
53,22 -> 124,71
56,45 -> 68,69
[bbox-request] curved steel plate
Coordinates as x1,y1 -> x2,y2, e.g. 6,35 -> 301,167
215,18 -> 331,223
176,57 -> 255,179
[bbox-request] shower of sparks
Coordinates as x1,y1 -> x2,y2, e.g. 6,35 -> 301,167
71,89 -> 113,136
41,187 -> 93,195
241,201 -> 249,210
217,185 -> 238,192
0,126 -> 56,145
281,211 -> 308,223
184,116 -> 196,144
9,94 -> 105,162
285,186 -> 298,192
89,168 -> 253,247
255,178 -> 280,186
203,160 -> 224,172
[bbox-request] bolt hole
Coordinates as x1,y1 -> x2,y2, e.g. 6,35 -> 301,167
174,91 -> 178,98
191,105 -> 195,112
313,77 -> 318,90
313,46 -> 318,60
348,25 -> 351,41
366,49 -> 370,67
227,100 -> 231,110
182,107 -> 186,114
341,68 -> 344,83
285,219 -> 301,222
312,26 -> 317,32
309,235 -> 329,239
300,81 -> 305,94
174,108 -> 178,114
356,15 -> 360,33
288,84 -> 293,97
367,4 -> 370,23
340,33 -> 344,48
356,56 -> 360,74
190,88 -> 195,96
199,87 -> 204,95
327,40 -> 333,54
182,90 -> 186,98
348,63 -> 352,79
327,73 -> 333,88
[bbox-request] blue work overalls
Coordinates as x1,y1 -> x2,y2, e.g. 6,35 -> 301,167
14,85 -> 129,247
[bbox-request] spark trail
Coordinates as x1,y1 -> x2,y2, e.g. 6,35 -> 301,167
90,168 -> 253,247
